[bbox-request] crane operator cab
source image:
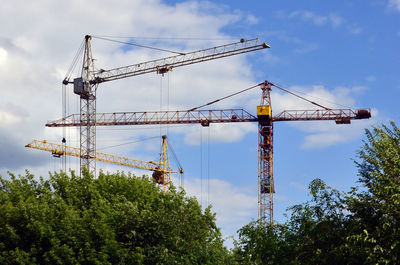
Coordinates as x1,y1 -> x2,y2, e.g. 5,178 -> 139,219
152,170 -> 166,185
257,105 -> 272,125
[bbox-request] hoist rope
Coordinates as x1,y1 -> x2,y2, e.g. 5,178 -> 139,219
167,73 -> 170,136
97,136 -> 159,151
270,82 -> 353,109
160,76 -> 163,142
207,127 -> 210,206
92,36 -> 185,55
270,83 -> 331,110
167,141 -> 183,171
187,83 -> 261,111
91,35 -> 239,41
200,127 -> 203,207
64,39 -> 85,82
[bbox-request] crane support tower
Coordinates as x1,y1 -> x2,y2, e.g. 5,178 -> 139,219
60,35 -> 269,176
257,82 -> 274,224
47,80 -> 371,225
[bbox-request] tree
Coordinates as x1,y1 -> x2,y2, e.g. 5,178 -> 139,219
232,221 -> 295,265
233,122 -> 400,264
345,122 -> 400,264
0,169 -> 232,264
233,180 -> 349,265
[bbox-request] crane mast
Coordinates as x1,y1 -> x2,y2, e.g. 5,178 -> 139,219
47,80 -> 371,224
63,35 -> 269,175
257,81 -> 274,224
75,35 -> 97,175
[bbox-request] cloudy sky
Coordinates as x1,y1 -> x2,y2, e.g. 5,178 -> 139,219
1,0 -> 399,246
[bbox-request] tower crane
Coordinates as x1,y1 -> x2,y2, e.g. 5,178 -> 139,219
25,136 -> 183,191
60,35 -> 269,175
46,81 -> 372,225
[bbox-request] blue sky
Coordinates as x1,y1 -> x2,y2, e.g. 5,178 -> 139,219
0,0 -> 399,247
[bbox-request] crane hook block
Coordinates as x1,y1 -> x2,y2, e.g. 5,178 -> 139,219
157,65 -> 173,75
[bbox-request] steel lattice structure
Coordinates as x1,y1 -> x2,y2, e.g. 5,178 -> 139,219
61,35 -> 269,176
46,80 -> 371,225
26,137 -> 182,190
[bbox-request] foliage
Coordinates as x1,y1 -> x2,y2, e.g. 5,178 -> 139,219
0,169 -> 231,264
346,121 -> 400,264
232,222 -> 294,265
233,122 -> 400,264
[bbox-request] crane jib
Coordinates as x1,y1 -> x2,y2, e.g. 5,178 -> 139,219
89,39 -> 269,84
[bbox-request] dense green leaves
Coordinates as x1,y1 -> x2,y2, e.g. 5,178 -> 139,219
346,122 -> 400,264
233,122 -> 400,264
0,169 -> 231,264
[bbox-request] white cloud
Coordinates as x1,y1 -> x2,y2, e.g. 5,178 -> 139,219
289,10 -> 328,26
0,48 -> 7,64
246,14 -> 259,25
261,30 -> 319,54
288,11 -> 345,29
366,75 -> 377,82
294,42 -> 319,54
284,10 -> 362,34
389,0 -> 400,12
329,14 -> 344,28
0,110 -> 22,126
347,23 -> 363,34
181,176 -> 257,246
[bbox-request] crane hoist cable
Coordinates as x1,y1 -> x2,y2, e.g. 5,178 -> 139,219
271,82 -> 353,109
91,35 -> 239,41
207,127 -> 210,206
187,83 -> 261,111
97,136 -> 160,151
92,36 -> 185,55
269,83 -> 331,110
166,138 -> 184,188
63,39 -> 85,84
186,81 -> 348,112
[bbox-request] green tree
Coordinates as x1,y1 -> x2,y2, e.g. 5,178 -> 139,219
0,169 -> 232,264
233,122 -> 400,264
345,122 -> 400,264
232,221 -> 295,265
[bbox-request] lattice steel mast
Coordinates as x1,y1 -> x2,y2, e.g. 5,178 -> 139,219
257,81 -> 274,224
